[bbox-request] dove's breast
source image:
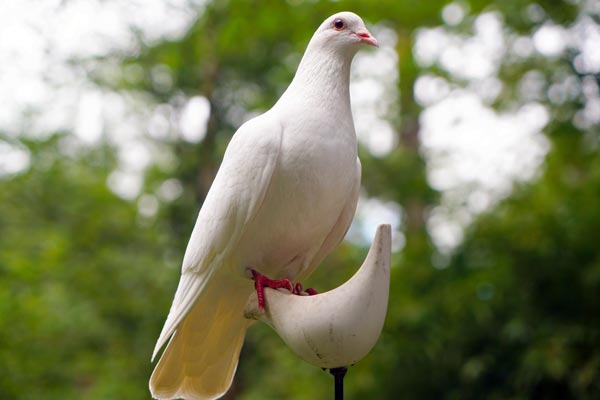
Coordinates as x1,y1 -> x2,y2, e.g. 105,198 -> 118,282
236,109 -> 358,280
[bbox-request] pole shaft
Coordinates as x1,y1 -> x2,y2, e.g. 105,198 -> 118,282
330,367 -> 347,400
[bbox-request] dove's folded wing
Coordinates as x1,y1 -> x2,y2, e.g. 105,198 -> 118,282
152,116 -> 283,360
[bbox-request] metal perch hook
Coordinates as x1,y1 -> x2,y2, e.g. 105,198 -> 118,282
244,224 -> 391,394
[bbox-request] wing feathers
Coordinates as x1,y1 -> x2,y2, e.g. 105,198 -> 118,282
152,115 -> 283,361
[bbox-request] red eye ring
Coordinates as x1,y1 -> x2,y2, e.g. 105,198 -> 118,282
333,18 -> 346,31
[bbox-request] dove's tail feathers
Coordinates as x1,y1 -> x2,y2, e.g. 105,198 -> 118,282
150,281 -> 251,400
152,269 -> 215,361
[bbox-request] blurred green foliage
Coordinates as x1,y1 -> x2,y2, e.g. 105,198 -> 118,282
0,136 -> 172,398
1,0 -> 598,399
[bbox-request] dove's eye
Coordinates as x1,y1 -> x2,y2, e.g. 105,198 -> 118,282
333,18 -> 346,31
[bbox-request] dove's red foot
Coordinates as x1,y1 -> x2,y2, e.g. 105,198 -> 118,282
251,269 -> 294,310
293,282 -> 318,296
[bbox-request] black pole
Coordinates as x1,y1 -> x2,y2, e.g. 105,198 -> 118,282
329,367 -> 347,400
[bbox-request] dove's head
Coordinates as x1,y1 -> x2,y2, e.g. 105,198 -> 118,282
282,11 -> 377,97
312,12 -> 378,54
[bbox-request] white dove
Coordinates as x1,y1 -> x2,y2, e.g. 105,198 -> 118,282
150,11 -> 378,400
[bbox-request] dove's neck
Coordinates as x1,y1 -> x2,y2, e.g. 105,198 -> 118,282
277,43 -> 355,111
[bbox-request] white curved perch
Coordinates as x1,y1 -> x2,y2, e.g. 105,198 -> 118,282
244,224 -> 391,369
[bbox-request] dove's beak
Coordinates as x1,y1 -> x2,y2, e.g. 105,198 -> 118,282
356,30 -> 378,47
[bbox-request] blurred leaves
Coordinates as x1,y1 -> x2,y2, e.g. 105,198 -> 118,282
0,136 -> 176,399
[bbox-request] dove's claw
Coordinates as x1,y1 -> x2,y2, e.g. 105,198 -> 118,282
293,282 -> 303,295
293,282 -> 318,296
250,270 -> 318,309
251,269 -> 294,309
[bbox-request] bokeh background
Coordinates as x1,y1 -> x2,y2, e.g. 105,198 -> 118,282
1,0 -> 599,398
